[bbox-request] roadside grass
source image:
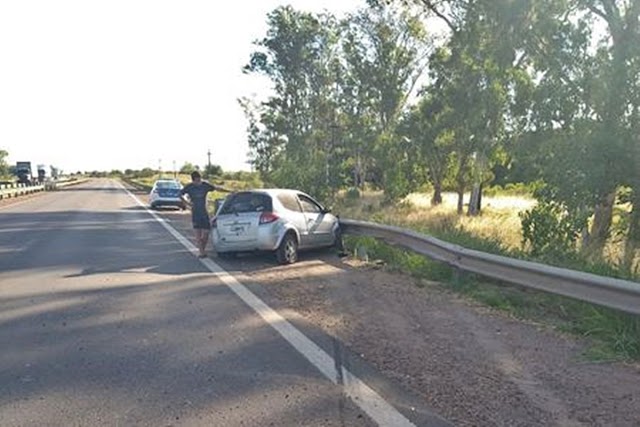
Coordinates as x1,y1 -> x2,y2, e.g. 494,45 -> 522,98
338,190 -> 532,251
344,235 -> 640,361
336,189 -> 638,279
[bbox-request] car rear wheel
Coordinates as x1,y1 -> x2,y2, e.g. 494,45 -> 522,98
276,233 -> 298,265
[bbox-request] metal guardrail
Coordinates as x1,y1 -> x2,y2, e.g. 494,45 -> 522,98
49,178 -> 88,189
0,178 -> 88,199
0,183 -> 44,199
340,219 -> 640,316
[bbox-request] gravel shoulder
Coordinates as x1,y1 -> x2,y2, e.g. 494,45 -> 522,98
241,257 -> 640,427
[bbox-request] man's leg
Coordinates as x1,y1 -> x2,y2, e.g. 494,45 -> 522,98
201,229 -> 210,255
194,229 -> 205,256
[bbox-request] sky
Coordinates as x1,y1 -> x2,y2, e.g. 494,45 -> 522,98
0,0 -> 364,173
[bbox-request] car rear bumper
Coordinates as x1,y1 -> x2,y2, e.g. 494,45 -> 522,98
211,227 -> 281,253
151,197 -> 185,207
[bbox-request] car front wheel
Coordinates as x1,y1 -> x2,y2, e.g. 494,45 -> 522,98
276,233 -> 298,265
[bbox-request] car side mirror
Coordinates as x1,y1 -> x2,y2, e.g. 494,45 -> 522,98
322,207 -> 332,214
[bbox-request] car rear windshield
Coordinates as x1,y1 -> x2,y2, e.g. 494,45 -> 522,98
219,192 -> 273,214
156,181 -> 181,189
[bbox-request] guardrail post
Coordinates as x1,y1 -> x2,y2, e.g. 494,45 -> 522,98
451,265 -> 467,287
355,245 -> 369,262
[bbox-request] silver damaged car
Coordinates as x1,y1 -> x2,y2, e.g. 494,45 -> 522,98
211,189 -> 341,264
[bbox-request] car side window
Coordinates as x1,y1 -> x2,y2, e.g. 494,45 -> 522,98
298,195 -> 322,214
277,194 -> 302,212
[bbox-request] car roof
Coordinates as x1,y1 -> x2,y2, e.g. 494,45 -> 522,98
232,189 -> 308,197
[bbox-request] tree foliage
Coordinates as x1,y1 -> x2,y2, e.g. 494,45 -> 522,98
243,0 -> 640,267
0,149 -> 9,178
243,5 -> 431,199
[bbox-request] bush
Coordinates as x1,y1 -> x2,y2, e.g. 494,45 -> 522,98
134,168 -> 156,179
345,187 -> 361,200
520,200 -> 583,259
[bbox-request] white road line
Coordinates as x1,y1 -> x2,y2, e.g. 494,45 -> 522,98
118,181 -> 417,427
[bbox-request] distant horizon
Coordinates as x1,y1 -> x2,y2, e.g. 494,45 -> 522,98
68,163 -> 255,175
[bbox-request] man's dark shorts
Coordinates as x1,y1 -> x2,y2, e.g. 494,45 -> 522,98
192,211 -> 211,230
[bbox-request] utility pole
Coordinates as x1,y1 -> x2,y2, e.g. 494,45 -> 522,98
206,149 -> 212,178
173,160 -> 177,178
158,158 -> 162,178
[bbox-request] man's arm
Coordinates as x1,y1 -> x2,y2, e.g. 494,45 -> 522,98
215,184 -> 232,193
180,185 -> 192,208
205,181 -> 231,193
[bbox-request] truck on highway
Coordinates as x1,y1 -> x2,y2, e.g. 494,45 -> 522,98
37,164 -> 48,183
50,166 -> 60,180
15,161 -> 34,185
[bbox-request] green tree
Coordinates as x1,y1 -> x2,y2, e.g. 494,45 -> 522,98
577,0 -> 640,260
243,6 -> 343,198
400,94 -> 456,205
135,168 -> 156,178
243,5 -> 432,200
203,164 -> 223,178
340,6 -> 431,197
422,0 -> 529,215
180,162 -> 199,174
0,149 -> 9,178
517,0 -> 640,260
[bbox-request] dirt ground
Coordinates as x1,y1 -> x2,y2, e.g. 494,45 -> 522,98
238,256 -> 640,427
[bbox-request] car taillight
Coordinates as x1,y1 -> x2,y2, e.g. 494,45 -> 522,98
259,212 -> 279,225
210,216 -> 218,228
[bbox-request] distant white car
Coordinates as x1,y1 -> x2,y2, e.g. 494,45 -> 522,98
211,189 -> 341,264
149,179 -> 185,210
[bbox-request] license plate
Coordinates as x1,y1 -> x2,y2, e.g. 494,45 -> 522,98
226,222 -> 250,235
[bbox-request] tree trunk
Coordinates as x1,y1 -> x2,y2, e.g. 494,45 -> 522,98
355,150 -> 364,189
585,191 -> 617,259
624,188 -> 640,272
431,181 -> 443,205
456,184 -> 464,215
580,227 -> 591,252
455,155 -> 468,215
468,183 -> 482,216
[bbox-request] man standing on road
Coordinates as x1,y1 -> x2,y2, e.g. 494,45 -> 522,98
180,171 -> 228,258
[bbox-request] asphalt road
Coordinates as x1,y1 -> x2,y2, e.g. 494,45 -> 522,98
0,179 -> 447,427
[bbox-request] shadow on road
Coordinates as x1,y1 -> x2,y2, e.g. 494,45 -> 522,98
0,276 -> 367,426
0,210 -> 209,276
